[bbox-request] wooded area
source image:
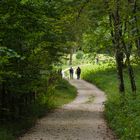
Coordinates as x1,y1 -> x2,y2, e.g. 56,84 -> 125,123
0,0 -> 140,139
0,0 -> 75,120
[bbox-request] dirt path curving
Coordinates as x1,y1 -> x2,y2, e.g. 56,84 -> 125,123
18,79 -> 117,140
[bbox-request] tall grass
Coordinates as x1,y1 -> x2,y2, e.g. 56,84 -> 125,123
43,79 -> 77,108
82,63 -> 140,140
0,79 -> 77,140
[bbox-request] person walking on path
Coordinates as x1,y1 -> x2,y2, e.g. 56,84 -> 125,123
76,66 -> 81,79
69,67 -> 74,79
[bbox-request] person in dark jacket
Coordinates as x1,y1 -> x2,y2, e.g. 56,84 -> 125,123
69,67 -> 74,79
76,67 -> 81,79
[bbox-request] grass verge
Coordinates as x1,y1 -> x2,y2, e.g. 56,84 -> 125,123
82,63 -> 140,140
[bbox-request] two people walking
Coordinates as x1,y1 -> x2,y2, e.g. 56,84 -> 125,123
69,67 -> 81,79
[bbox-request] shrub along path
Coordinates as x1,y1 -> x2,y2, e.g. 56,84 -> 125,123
18,79 -> 117,140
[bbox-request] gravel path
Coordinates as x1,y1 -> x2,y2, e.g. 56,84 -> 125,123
18,79 -> 117,140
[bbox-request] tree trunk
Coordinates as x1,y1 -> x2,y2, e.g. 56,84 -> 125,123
69,48 -> 73,65
122,38 -> 137,94
133,0 -> 140,55
1,82 -> 6,119
114,0 -> 125,93
115,52 -> 125,92
127,58 -> 136,93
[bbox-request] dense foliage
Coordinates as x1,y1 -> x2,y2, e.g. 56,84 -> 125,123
0,0 -> 79,138
0,0 -> 80,120
81,0 -> 140,94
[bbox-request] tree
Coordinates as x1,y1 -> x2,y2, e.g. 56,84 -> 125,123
0,0 -> 74,119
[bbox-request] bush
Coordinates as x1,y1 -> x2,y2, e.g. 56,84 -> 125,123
76,51 -> 84,59
0,129 -> 14,140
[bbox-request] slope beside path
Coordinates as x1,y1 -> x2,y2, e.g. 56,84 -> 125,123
18,79 -> 117,140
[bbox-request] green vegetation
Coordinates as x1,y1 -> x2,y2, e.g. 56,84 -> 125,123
1,0 -> 140,139
82,64 -> 140,140
46,79 -> 77,108
0,79 -> 77,140
76,51 -> 84,60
